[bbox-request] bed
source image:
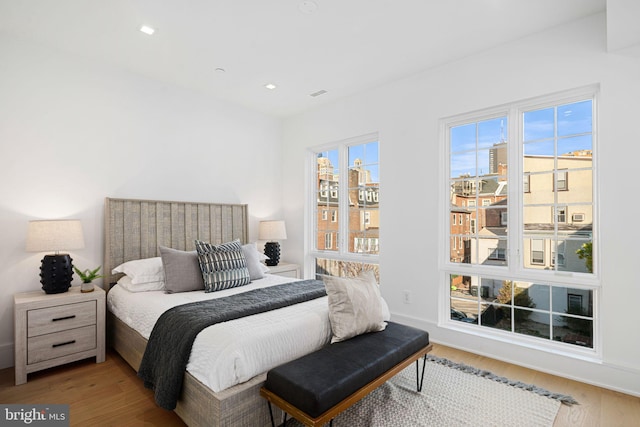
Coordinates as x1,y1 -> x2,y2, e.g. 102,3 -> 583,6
103,197 -> 326,427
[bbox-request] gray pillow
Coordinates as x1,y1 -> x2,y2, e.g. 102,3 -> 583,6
323,270 -> 386,343
159,246 -> 205,293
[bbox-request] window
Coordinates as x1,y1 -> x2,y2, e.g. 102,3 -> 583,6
556,170 -> 568,191
488,248 -> 506,260
324,233 -> 333,249
501,212 -> 508,226
567,294 -> 583,313
552,246 -> 566,267
330,186 -> 338,199
310,134 -> 379,280
555,206 -> 567,224
531,239 -> 545,265
443,86 -> 598,353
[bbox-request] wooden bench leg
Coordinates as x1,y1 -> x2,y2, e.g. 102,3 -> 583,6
416,354 -> 427,392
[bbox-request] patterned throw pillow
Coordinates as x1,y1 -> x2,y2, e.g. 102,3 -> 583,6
195,239 -> 251,292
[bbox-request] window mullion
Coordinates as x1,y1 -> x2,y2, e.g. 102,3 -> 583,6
510,105 -> 521,274
338,144 -> 349,255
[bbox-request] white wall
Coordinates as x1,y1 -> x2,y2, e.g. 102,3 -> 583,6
283,13 -> 640,396
0,34 -> 284,368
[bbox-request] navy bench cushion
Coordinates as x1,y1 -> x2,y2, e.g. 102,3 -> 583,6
264,321 -> 430,418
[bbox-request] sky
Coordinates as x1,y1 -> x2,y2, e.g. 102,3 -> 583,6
450,99 -> 592,179
318,141 -> 379,183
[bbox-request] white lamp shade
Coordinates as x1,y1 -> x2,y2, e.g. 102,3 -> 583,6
26,219 -> 85,253
258,220 -> 287,241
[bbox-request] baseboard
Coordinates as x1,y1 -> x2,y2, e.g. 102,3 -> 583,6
0,342 -> 14,370
391,312 -> 640,398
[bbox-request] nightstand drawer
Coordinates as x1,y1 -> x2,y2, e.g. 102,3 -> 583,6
27,325 -> 96,364
266,262 -> 300,279
27,301 -> 96,337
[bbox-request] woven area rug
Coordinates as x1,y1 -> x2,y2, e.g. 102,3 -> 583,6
284,355 -> 577,427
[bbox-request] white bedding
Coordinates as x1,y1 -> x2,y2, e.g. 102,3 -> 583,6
107,274 -> 333,392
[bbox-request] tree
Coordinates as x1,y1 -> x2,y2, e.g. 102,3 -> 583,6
576,242 -> 593,273
496,280 -> 535,321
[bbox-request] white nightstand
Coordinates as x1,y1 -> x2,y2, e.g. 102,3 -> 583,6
266,262 -> 300,279
14,285 -> 106,385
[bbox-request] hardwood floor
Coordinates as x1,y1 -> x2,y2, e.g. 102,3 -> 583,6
0,349 -> 184,426
0,345 -> 638,426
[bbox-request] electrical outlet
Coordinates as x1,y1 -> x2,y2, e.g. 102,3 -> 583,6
403,290 -> 411,304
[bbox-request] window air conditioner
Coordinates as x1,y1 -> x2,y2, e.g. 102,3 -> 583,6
572,213 -> 585,222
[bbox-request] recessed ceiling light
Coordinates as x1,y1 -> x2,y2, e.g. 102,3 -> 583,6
215,67 -> 226,73
139,25 -> 155,35
298,1 -> 318,14
264,83 -> 277,90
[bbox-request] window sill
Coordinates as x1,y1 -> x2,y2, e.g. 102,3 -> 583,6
440,318 -> 602,364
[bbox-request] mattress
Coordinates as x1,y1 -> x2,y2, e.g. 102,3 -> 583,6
107,274 -> 333,392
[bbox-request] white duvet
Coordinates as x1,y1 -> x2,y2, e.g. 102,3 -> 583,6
107,275 -> 333,392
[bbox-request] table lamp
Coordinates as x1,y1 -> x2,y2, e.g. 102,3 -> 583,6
259,220 -> 287,266
26,219 -> 85,294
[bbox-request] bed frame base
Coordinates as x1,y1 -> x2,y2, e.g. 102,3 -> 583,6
108,302 -> 283,426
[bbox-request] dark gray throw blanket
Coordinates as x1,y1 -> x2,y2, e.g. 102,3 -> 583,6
138,279 -> 327,410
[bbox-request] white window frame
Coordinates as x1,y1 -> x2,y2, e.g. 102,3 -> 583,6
439,85 -> 600,360
307,132 -> 380,277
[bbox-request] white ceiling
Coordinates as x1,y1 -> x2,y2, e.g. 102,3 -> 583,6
0,0 -> 608,117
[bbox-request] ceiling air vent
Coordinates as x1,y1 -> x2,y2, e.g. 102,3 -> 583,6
310,89 -> 328,97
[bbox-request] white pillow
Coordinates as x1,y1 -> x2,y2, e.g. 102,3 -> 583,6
112,257 -> 165,285
323,270 -> 387,343
117,275 -> 165,292
381,296 -> 391,321
242,243 -> 269,280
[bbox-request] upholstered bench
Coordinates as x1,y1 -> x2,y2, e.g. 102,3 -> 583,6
260,322 -> 431,427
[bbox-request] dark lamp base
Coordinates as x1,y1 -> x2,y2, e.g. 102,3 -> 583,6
40,254 -> 74,294
264,242 -> 281,266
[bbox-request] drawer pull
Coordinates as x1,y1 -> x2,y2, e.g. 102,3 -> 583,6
52,315 -> 76,322
52,340 -> 76,348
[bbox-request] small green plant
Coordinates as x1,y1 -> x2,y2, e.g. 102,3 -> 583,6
73,266 -> 103,283
576,242 -> 593,273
